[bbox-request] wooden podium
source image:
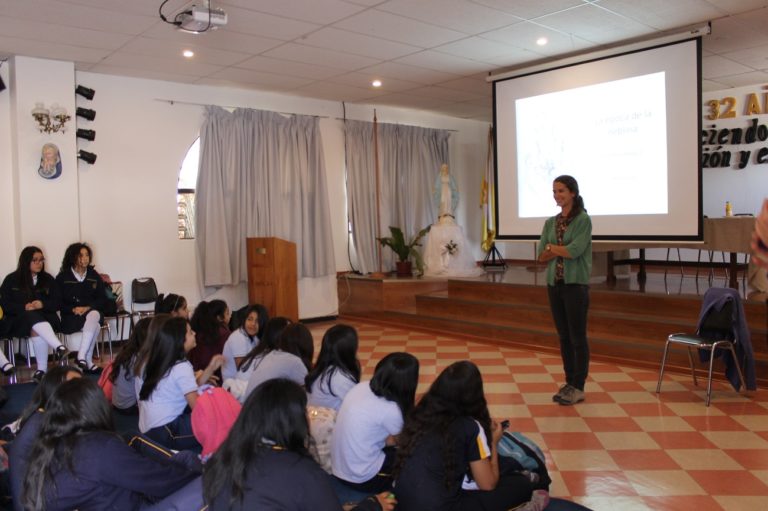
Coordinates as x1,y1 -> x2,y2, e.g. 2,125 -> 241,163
246,237 -> 299,322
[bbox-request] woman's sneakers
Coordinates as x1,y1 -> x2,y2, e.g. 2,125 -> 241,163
555,385 -> 585,406
1,363 -> 15,376
54,345 -> 68,361
32,370 -> 45,383
552,384 -> 570,402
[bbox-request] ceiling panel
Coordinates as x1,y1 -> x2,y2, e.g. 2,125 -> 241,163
327,72 -> 422,93
85,63 -> 201,84
0,35 -> 111,64
702,54 -> 754,79
263,43 -> 381,71
711,70 -> 768,87
221,0 -> 367,25
118,37 -> 251,67
482,20 -> 592,56
535,3 -> 652,44
359,61 -> 462,85
471,0 -> 587,20
0,18 -> 132,51
203,67 -> 314,89
394,50 -> 492,75
596,0 -> 722,30
217,5 -> 320,40
377,0 -> 525,33
237,56 -> 345,80
97,52 -> 224,77
139,23 -> 286,55
299,27 -> 421,60
333,10 -> 466,47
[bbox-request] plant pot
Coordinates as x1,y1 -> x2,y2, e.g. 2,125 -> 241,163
395,260 -> 413,277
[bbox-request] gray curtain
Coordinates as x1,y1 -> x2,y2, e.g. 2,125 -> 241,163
345,120 -> 450,274
196,106 -> 335,288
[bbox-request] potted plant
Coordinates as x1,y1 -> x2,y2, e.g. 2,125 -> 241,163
377,225 -> 431,277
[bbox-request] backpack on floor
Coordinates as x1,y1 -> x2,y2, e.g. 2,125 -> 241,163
497,431 -> 551,490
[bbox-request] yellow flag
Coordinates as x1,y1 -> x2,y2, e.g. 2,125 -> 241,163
481,126 -> 496,252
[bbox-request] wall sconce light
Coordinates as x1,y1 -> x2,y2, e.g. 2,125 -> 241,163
76,129 -> 96,141
31,103 -> 71,133
76,107 -> 96,121
75,85 -> 95,100
78,150 -> 97,164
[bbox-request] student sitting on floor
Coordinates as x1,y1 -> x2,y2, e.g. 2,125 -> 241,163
188,300 -> 230,372
109,317 -> 152,414
332,352 -> 420,494
21,378 -> 201,511
8,366 -> 82,511
223,317 -> 290,401
221,304 -> 268,381
135,315 -> 222,452
243,322 -> 314,399
394,360 -> 546,511
306,324 -> 361,412
203,378 -> 395,511
154,292 -> 189,319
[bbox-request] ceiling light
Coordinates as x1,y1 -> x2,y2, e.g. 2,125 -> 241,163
372,80 -> 382,88
536,37 -> 548,46
183,50 -> 194,58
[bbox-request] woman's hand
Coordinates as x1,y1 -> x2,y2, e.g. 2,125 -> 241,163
374,492 -> 397,511
491,418 -> 504,446
196,354 -> 225,386
73,306 -> 90,315
25,300 -> 43,311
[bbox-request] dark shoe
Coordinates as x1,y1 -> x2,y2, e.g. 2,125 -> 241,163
76,359 -> 89,371
32,370 -> 45,383
552,384 -> 571,403
54,345 -> 67,361
86,364 -> 102,375
1,363 -> 15,376
557,386 -> 585,406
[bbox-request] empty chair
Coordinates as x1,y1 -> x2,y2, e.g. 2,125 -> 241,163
130,277 -> 158,324
656,287 -> 756,406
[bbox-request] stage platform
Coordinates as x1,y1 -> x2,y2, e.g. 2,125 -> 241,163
338,265 -> 768,387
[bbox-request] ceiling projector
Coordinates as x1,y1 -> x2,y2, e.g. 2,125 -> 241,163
177,5 -> 227,32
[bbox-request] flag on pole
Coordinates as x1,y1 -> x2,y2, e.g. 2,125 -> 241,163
481,126 -> 496,252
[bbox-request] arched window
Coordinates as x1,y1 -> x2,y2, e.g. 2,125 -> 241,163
177,138 -> 199,239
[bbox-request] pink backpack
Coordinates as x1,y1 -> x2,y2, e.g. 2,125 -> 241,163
191,387 -> 242,459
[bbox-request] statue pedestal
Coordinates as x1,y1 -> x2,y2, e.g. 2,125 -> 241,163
423,221 -> 484,277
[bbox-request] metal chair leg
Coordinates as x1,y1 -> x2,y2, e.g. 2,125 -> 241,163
656,340 -> 671,393
686,347 -> 698,386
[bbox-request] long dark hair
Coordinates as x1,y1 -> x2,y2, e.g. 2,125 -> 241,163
19,365 -> 83,428
276,323 -> 314,371
59,242 -> 92,274
229,304 -> 269,337
203,379 -> 309,507
395,361 -> 490,489
138,316 -> 189,400
154,293 -> 187,315
370,352 -> 419,417
109,316 -> 152,384
554,174 -> 586,218
190,299 -> 229,346
305,324 -> 361,395
22,378 -> 114,511
238,317 -> 291,372
16,246 -> 45,293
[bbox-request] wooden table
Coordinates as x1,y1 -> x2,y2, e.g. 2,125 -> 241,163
595,217 -> 755,289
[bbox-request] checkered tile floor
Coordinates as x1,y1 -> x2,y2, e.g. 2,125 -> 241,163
309,319 -> 768,511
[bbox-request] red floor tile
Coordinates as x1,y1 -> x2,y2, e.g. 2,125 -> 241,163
722,449 -> 768,470
647,431 -> 719,449
711,401 -> 768,415
619,402 -> 677,416
582,417 -> 644,433
559,470 -> 639,497
687,470 -> 768,495
609,450 -> 682,470
596,381 -> 648,392
527,404 -> 582,418
682,415 -> 749,431
540,432 -> 603,450
641,495 -> 725,511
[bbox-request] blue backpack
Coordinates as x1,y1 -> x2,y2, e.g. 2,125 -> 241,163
497,431 -> 551,489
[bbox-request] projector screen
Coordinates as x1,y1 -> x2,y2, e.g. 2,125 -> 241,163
493,37 -> 702,241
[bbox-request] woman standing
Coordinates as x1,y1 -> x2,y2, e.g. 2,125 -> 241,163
56,242 -> 107,373
537,175 -> 592,406
0,246 -> 66,381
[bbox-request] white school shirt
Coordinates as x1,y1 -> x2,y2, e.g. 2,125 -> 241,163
331,381 -> 403,483
136,360 -> 198,433
243,350 -> 308,400
307,368 -> 357,411
221,329 -> 258,380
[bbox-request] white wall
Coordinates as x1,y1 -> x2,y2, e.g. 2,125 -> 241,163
0,60 -> 16,273
0,57 -> 491,318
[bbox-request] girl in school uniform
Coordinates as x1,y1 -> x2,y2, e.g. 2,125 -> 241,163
203,378 -> 394,511
135,315 -> 223,452
332,352 -> 420,494
21,377 -> 200,511
55,242 -> 107,373
154,293 -> 189,318
109,316 -> 152,414
394,361 -> 545,511
0,246 -> 66,381
306,323 -> 361,411
188,300 -> 230,372
224,317 -> 290,401
243,322 -> 314,399
221,304 -> 268,381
